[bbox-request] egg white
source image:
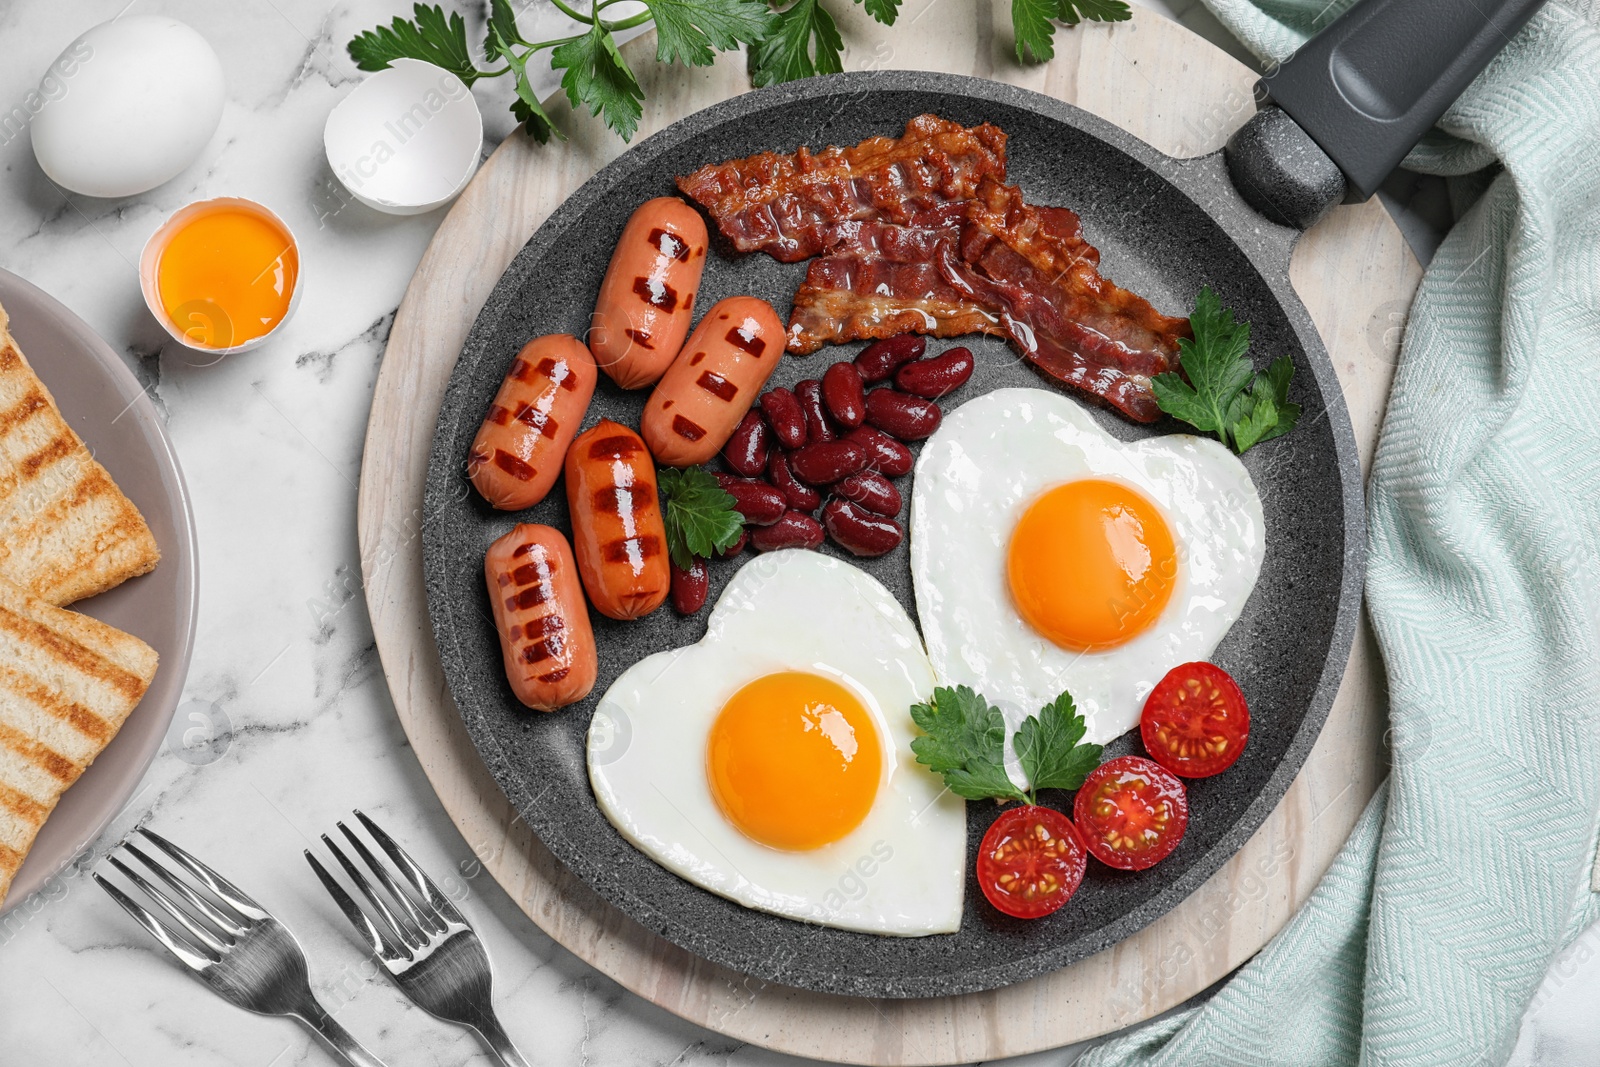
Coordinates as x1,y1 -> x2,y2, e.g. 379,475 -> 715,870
587,550 -> 965,936
910,388 -> 1264,753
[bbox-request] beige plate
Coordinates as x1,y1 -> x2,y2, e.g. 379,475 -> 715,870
357,6 -> 1420,1062
0,268 -> 199,913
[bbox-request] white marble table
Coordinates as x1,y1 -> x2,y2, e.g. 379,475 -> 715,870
0,2 -> 1592,1064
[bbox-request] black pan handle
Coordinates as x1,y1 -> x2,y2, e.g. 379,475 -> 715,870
1225,0 -> 1547,228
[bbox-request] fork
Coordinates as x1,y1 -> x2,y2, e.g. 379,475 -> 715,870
94,828 -> 388,1067
305,810 -> 530,1067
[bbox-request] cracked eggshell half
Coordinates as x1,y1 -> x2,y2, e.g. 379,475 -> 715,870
323,58 -> 483,216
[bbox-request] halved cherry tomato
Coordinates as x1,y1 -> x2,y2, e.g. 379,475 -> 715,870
1141,661 -> 1250,778
1073,756 -> 1188,871
975,805 -> 1087,919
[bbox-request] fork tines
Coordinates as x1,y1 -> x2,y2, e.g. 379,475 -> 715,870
94,828 -> 267,969
305,810 -> 466,963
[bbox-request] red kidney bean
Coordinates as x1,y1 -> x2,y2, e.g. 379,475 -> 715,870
769,450 -> 822,512
721,410 -> 770,477
670,556 -> 709,614
712,473 -> 786,526
844,426 -> 914,478
834,471 -> 901,517
821,362 -> 866,428
855,334 -> 926,383
717,528 -> 748,557
789,438 -> 870,486
864,388 -> 942,441
895,346 -> 974,399
822,498 -> 904,557
750,510 -> 825,552
794,379 -> 836,443
759,387 -> 808,450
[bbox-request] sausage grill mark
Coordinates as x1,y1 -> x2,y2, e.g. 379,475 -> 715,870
493,450 -> 536,481
696,370 -> 738,401
539,667 -> 571,684
602,535 -> 662,564
592,484 -> 651,516
623,327 -> 654,349
507,582 -> 551,611
725,325 -> 766,357
587,434 -> 645,460
648,227 -> 691,262
672,414 -> 707,441
520,632 -> 566,664
632,275 -> 678,312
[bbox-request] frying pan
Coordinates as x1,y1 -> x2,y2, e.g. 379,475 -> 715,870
422,0 -> 1541,998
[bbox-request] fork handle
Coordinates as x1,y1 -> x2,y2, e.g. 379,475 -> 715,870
470,1011 -> 532,1067
293,1000 -> 390,1067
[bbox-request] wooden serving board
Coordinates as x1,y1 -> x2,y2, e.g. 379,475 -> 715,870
356,5 -> 1421,1062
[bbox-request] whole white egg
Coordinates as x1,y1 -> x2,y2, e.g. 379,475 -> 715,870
587,550 -> 966,936
910,388 -> 1265,755
29,16 -> 225,198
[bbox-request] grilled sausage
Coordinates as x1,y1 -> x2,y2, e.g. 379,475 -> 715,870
484,524 -> 597,710
640,296 -> 784,467
589,197 -> 708,389
467,334 -> 598,510
564,420 -> 670,620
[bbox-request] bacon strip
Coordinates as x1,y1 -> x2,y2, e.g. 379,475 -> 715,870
785,216 -> 1004,354
676,115 -> 1007,263
946,179 -> 1191,422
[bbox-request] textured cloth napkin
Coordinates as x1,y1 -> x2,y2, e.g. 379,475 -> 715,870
1081,2 -> 1600,1065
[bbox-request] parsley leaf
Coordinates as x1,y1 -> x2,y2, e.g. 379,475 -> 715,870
1014,691 -> 1102,799
750,0 -> 844,87
659,467 -> 744,570
649,0 -> 776,66
488,23 -> 561,143
909,686 -> 1028,803
348,3 -> 481,85
1013,0 -> 1130,62
552,22 -> 645,143
859,0 -> 901,26
1151,286 -> 1299,454
1057,0 -> 1131,26
484,0 -> 526,58
1013,0 -> 1062,62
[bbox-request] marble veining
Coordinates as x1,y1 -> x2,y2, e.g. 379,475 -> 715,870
0,1 -> 1590,1064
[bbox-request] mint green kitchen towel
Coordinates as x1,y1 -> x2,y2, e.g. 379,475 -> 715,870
1081,2 -> 1600,1065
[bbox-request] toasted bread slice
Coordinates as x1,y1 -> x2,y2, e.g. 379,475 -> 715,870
0,576 -> 157,905
0,300 -> 160,606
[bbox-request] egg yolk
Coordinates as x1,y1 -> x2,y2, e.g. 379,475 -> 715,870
1007,478 -> 1178,651
706,672 -> 881,851
156,206 -> 298,349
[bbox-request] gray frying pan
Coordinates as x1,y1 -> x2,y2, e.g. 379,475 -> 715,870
422,0 -> 1542,998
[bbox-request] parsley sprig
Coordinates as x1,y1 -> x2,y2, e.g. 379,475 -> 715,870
1151,286 -> 1301,455
350,0 -> 1130,143
659,466 -> 744,569
909,685 -> 1103,805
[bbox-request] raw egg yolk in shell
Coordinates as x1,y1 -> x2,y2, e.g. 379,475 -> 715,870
1008,478 -> 1178,652
707,672 -> 881,851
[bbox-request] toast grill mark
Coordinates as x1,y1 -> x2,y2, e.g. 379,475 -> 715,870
0,663 -> 111,745
0,721 -> 76,783
0,605 -> 146,702
0,781 -> 46,825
